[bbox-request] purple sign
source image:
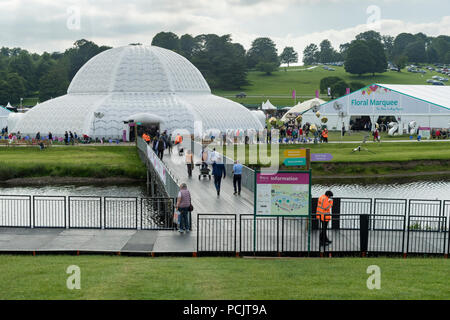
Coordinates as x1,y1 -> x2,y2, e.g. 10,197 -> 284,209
257,173 -> 310,185
311,153 -> 333,162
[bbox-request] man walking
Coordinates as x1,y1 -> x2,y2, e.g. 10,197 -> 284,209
232,160 -> 243,195
212,158 -> 226,196
316,190 -> 334,246
156,136 -> 166,160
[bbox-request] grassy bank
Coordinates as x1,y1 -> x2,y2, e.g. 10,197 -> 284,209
0,255 -> 448,300
213,66 -> 445,106
217,141 -> 450,176
0,146 -> 146,181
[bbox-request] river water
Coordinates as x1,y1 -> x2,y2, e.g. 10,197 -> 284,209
0,179 -> 449,200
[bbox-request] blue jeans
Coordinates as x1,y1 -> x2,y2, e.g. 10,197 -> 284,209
179,207 -> 190,231
214,175 -> 222,192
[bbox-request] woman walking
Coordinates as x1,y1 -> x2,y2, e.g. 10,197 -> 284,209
176,183 -> 192,233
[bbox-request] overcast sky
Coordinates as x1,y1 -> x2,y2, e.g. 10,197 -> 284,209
1,0 -> 449,61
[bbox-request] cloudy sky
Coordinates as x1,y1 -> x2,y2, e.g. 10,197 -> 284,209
1,0 -> 449,62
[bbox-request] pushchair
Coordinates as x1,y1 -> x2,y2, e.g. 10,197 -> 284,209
177,143 -> 184,156
196,162 -> 211,180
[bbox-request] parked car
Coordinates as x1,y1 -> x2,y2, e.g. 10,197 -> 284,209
426,79 -> 434,83
432,81 -> 445,86
235,92 -> 247,98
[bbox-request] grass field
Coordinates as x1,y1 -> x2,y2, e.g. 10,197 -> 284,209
216,141 -> 450,176
0,255 -> 448,300
0,146 -> 146,180
213,65 -> 446,106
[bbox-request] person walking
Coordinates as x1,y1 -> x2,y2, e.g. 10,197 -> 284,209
175,183 -> 192,233
232,160 -> 243,195
321,128 -> 329,143
64,131 -> 69,145
316,191 -> 334,246
168,133 -> 173,154
156,136 -> 166,160
69,131 -> 74,145
35,131 -> 41,141
212,158 -> 226,196
185,149 -> 194,178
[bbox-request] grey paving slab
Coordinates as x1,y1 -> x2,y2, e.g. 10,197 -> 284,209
77,230 -> 136,252
120,231 -> 157,252
152,230 -> 196,253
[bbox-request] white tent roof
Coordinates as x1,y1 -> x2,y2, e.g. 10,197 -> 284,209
281,98 -> 326,121
261,100 -> 277,110
0,105 -> 11,116
6,102 -> 12,109
377,84 -> 450,109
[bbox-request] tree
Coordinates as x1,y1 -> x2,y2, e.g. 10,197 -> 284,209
344,41 -> 374,76
1,73 -> 26,104
404,41 -> 427,63
179,34 -> 199,60
356,31 -> 382,43
151,32 -> 180,52
246,37 -> 279,69
39,65 -> 69,102
339,43 -> 351,60
392,33 -> 416,58
382,35 -> 394,61
303,43 -> 319,65
319,40 -> 335,63
330,80 -> 349,98
190,34 -> 249,89
349,81 -> 366,92
426,46 -> 439,63
256,62 -> 278,75
279,47 -> 298,67
393,55 -> 408,72
8,51 -> 36,94
367,39 -> 388,75
0,80 -> 10,105
320,76 -> 343,94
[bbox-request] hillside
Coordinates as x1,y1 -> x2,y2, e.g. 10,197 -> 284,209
213,65 -> 447,106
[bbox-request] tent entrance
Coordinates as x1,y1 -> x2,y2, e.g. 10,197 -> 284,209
377,116 -> 398,132
350,116 -> 372,131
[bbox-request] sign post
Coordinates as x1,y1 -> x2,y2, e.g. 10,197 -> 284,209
253,170 -> 312,253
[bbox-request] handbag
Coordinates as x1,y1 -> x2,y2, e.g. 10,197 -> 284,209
173,211 -> 180,224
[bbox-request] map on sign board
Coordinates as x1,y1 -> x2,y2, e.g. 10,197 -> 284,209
255,172 -> 310,216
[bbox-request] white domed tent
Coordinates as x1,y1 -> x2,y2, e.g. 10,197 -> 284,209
0,105 -> 11,129
10,45 -> 263,139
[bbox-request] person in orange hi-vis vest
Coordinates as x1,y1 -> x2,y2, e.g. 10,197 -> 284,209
316,190 -> 334,246
321,128 -> 328,143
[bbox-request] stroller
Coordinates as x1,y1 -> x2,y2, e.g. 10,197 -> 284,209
196,162 -> 211,180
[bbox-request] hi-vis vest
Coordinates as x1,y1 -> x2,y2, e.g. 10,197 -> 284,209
175,135 -> 183,144
316,195 -> 333,222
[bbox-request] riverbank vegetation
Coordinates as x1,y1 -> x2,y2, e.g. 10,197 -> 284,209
0,146 -> 146,181
0,255 -> 448,299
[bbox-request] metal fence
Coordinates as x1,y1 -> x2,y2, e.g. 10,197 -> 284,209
0,195 -> 175,230
197,213 -> 450,256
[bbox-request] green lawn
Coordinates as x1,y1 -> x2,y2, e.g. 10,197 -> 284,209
0,146 -> 146,180
213,66 -> 445,106
215,141 -> 450,176
0,255 -> 448,300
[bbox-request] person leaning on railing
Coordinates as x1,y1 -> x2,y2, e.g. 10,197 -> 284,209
316,191 -> 334,246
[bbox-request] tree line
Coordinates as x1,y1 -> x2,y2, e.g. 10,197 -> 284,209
304,31 -> 450,76
0,30 -> 448,105
0,40 -> 111,105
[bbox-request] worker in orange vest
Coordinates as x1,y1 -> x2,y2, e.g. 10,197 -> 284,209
174,134 -> 183,145
316,191 -> 334,246
142,133 -> 150,144
321,128 -> 329,143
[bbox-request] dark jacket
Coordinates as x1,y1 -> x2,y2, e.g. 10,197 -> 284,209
212,162 -> 226,177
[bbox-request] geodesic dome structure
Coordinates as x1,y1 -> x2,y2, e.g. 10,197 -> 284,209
10,45 -> 263,139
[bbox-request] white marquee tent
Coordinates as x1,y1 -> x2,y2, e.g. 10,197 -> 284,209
9,45 -> 263,139
261,100 -> 277,111
300,84 -> 450,131
281,98 -> 326,122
